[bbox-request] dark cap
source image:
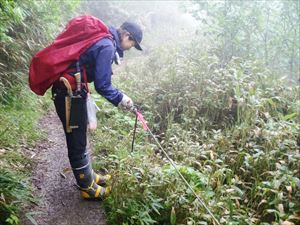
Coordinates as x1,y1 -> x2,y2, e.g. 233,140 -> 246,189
121,21 -> 143,51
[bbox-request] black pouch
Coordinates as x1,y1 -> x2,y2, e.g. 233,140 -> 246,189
69,95 -> 85,129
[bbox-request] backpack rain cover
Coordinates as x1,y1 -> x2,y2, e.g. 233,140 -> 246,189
29,15 -> 112,95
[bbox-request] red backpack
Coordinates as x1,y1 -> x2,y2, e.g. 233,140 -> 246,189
29,15 -> 112,95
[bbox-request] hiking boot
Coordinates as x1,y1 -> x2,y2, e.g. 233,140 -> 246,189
92,170 -> 111,186
80,180 -> 111,200
71,157 -> 111,200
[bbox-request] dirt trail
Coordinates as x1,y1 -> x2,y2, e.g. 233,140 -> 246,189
21,112 -> 106,225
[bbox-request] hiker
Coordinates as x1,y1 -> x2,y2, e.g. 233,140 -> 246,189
51,20 -> 143,200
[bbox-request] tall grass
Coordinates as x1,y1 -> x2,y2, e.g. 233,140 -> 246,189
0,1 -> 80,224
91,40 -> 299,224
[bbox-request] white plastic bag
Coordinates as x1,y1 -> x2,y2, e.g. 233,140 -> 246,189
86,93 -> 99,131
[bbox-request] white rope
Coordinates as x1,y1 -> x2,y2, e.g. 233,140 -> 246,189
146,128 -> 221,225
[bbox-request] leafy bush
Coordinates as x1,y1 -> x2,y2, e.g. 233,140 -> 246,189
91,39 -> 299,224
0,0 -> 80,223
0,169 -> 33,225
0,0 -> 80,102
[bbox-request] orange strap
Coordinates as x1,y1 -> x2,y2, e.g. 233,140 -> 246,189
82,65 -> 89,93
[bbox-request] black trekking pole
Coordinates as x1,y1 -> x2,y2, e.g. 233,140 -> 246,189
131,108 -> 138,152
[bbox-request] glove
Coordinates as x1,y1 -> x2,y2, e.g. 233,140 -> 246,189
118,94 -> 134,112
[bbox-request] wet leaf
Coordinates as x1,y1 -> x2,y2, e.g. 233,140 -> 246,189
170,207 -> 176,225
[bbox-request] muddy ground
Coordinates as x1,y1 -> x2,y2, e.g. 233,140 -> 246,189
21,112 -> 106,225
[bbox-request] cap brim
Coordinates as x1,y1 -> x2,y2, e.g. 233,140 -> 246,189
134,42 -> 142,51
128,32 -> 142,51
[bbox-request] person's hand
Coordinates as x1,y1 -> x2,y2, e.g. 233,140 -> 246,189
118,94 -> 134,112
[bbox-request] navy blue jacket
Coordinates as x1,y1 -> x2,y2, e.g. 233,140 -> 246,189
75,26 -> 124,106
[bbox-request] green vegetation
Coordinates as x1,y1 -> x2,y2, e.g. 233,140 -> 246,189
0,0 -> 299,224
0,0 -> 79,224
91,43 -> 299,224
89,1 -> 299,224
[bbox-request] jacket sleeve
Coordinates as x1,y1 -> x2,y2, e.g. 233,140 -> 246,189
93,45 -> 123,106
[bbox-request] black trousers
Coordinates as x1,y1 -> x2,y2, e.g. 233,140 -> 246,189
52,88 -> 89,169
